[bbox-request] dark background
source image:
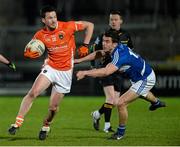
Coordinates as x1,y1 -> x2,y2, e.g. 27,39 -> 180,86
0,0 -> 180,96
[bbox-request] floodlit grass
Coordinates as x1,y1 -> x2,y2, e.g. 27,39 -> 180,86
0,96 -> 180,146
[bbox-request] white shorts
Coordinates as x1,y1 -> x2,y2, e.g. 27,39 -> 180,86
40,65 -> 73,94
130,70 -> 156,97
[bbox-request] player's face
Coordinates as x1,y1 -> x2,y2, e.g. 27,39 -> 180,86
102,36 -> 114,52
109,14 -> 123,30
42,11 -> 57,30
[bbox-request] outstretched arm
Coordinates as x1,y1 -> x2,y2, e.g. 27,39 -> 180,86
0,54 -> 10,64
76,63 -> 118,80
0,54 -> 16,71
74,50 -> 106,64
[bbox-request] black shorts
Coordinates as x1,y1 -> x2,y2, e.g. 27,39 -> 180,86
98,73 -> 122,92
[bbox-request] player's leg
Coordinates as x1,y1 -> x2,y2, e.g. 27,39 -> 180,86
146,91 -> 166,111
110,70 -> 164,140
92,74 -> 121,132
110,89 -> 138,140
39,88 -> 64,140
8,74 -> 51,135
103,74 -> 121,133
38,67 -> 73,140
102,85 -> 116,133
140,70 -> 166,111
103,75 -> 121,133
110,75 -> 154,140
91,76 -> 114,131
44,89 -> 64,125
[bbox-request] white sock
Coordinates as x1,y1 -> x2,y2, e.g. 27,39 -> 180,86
104,122 -> 110,130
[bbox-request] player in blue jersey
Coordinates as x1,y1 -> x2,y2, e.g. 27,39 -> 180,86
76,30 -> 166,140
89,11 -> 134,133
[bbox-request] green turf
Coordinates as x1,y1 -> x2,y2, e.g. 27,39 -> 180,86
0,96 -> 180,146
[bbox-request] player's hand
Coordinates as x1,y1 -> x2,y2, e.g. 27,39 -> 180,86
78,44 -> 89,57
76,71 -> 86,80
7,62 -> 16,71
24,48 -> 40,59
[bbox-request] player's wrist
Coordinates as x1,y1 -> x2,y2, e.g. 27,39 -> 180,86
6,62 -> 12,66
84,70 -> 89,76
82,43 -> 89,47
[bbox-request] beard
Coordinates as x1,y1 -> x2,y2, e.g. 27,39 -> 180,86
48,27 -> 56,31
46,22 -> 57,31
47,25 -> 56,31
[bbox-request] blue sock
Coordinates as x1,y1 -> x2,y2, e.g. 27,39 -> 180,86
154,98 -> 160,105
117,125 -> 126,136
151,98 -> 160,105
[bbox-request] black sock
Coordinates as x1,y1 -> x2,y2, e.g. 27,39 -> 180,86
99,103 -> 105,115
104,103 -> 113,122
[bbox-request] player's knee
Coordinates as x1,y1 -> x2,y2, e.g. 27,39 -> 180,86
106,98 -> 114,105
118,100 -> 126,108
113,100 -> 118,106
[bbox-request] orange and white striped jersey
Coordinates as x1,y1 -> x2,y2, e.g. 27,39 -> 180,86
34,21 -> 84,71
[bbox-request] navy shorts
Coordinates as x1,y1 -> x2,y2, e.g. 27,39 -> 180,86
98,72 -> 122,92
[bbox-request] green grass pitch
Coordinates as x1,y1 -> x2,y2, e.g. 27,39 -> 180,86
0,96 -> 180,146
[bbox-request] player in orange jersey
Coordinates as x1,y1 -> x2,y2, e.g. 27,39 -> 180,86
8,5 -> 94,140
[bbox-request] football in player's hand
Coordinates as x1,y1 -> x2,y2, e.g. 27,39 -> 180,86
24,39 -> 45,57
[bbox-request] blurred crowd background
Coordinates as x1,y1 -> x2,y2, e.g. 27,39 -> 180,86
0,0 -> 180,96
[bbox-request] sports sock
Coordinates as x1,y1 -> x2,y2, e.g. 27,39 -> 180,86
117,124 -> 126,136
151,98 -> 160,105
43,110 -> 56,126
15,116 -> 24,127
104,103 -> 113,122
104,122 -> 111,130
98,103 -> 105,114
43,119 -> 51,126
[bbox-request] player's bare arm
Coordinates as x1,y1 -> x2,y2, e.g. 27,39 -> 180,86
0,54 -> 16,71
76,63 -> 118,80
0,54 -> 10,64
76,21 -> 94,57
74,50 -> 106,64
76,21 -> 94,44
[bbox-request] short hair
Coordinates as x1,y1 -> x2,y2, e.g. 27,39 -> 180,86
40,5 -> 56,18
110,10 -> 121,17
104,30 -> 119,43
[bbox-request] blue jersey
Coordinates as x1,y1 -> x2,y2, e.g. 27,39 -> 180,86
111,44 -> 152,82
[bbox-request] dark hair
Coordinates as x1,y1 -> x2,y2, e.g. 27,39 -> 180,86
40,5 -> 56,18
104,30 -> 119,43
110,10 -> 121,16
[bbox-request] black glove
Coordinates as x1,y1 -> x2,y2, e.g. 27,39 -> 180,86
7,62 -> 16,71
